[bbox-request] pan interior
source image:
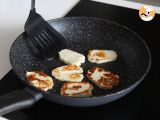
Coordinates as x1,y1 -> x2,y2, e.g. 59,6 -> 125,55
10,17 -> 150,97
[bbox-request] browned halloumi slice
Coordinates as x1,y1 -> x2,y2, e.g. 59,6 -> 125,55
52,65 -> 83,82
88,50 -> 117,64
87,67 -> 119,89
61,82 -> 93,97
25,71 -> 54,91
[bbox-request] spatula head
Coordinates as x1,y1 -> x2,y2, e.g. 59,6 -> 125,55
24,10 -> 67,60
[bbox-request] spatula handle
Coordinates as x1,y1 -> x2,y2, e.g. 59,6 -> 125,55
31,0 -> 35,10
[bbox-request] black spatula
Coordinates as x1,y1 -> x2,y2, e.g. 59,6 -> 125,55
24,0 -> 66,60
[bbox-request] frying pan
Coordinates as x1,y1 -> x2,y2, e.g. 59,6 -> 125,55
0,17 -> 151,115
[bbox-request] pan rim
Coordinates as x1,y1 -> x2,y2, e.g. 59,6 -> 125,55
10,17 -> 151,99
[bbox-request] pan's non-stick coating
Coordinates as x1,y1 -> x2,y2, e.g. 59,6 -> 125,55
10,17 -> 151,97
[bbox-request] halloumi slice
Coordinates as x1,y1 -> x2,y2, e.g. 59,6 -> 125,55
88,50 -> 117,64
87,67 -> 119,89
59,49 -> 85,66
25,71 -> 54,91
52,65 -> 84,82
61,82 -> 93,97
54,73 -> 84,82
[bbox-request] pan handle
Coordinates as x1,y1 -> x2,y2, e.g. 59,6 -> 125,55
0,88 -> 42,116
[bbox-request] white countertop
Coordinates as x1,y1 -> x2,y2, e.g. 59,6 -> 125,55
0,0 -> 159,80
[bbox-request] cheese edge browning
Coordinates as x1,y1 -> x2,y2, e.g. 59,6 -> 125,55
87,67 -> 119,89
25,71 -> 54,91
61,82 -> 93,97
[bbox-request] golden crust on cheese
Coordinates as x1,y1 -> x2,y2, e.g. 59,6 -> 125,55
52,65 -> 84,82
63,64 -> 81,71
69,74 -> 81,79
87,67 -> 119,89
61,82 -> 93,97
88,50 -> 117,64
52,65 -> 83,76
25,71 -> 54,91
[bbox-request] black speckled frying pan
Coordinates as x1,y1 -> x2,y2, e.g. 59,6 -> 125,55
0,17 -> 151,115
